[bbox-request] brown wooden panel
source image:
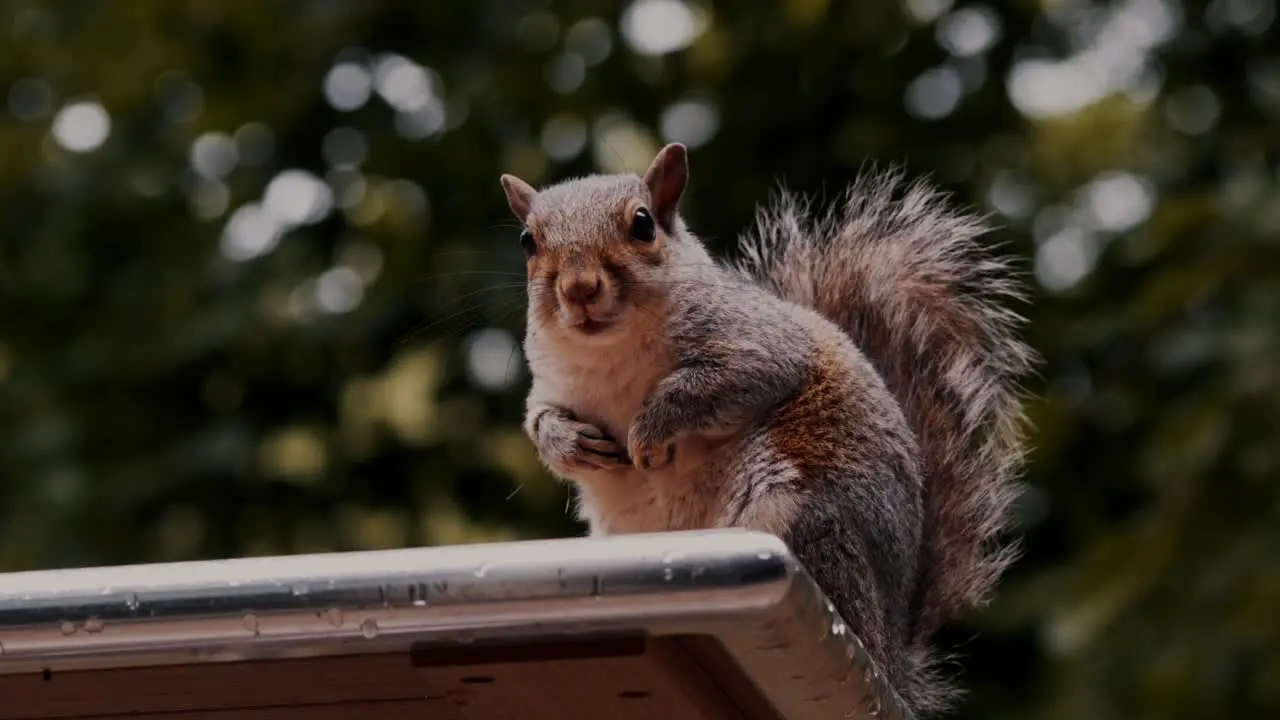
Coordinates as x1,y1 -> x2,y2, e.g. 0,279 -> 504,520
411,635 -> 747,720
64,699 -> 459,720
674,635 -> 787,720
0,635 -> 769,720
0,653 -> 428,720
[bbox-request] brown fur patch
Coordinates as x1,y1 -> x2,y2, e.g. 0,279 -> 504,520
767,346 -> 857,484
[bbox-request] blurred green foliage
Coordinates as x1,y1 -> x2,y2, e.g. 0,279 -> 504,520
1,0 -> 1278,716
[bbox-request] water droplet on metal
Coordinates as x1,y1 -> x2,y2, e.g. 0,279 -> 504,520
84,617 -> 105,634
58,621 -> 76,636
360,618 -> 378,639
291,584 -> 309,597
243,613 -> 260,635
757,551 -> 772,561
473,564 -> 491,579
412,598 -> 427,607
662,567 -> 674,581
661,551 -> 685,564
125,593 -> 140,611
324,608 -> 344,627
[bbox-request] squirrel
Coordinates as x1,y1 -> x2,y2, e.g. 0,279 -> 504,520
498,143 -> 1035,716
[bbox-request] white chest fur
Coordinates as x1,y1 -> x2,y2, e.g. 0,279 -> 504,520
523,320 -> 676,536
526,326 -> 672,441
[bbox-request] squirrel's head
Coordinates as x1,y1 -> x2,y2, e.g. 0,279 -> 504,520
499,143 -> 699,343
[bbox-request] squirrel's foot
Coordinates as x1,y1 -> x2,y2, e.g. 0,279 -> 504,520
533,411 -> 631,474
574,428 -> 632,469
626,427 -> 676,471
636,443 -> 675,471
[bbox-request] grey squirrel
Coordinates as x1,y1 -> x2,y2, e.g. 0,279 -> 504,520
498,143 -> 1035,715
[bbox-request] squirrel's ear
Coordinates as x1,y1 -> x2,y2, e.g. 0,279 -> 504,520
642,143 -> 688,230
499,174 -> 537,223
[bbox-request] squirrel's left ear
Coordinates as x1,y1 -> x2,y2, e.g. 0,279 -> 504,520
643,143 -> 688,230
500,174 -> 537,223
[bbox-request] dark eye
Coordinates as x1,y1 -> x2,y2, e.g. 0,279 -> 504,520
630,208 -> 656,243
519,228 -> 537,258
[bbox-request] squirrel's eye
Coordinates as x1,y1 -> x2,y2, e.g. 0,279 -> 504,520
519,229 -> 537,258
630,208 -> 657,243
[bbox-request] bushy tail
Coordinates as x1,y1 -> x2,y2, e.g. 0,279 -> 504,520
731,168 -> 1036,708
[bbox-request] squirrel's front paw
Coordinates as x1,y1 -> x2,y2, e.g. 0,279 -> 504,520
533,410 -> 631,475
626,421 -> 676,471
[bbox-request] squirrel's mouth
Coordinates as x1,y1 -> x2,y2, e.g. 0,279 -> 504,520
573,318 -> 612,335
559,303 -> 617,337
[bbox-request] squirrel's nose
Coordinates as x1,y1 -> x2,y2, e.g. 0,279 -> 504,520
560,273 -> 603,306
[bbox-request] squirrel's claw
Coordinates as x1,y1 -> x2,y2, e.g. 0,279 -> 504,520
628,438 -> 675,471
530,407 -> 631,474
574,430 -> 631,470
626,414 -> 677,471
640,443 -> 675,470
577,431 -> 622,455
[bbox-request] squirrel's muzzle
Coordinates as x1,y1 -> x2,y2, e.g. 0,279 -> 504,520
549,265 -> 621,336
558,272 -> 604,308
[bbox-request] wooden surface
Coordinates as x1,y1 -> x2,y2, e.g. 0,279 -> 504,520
0,635 -> 783,720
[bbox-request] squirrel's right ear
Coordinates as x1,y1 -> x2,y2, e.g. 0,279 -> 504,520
643,143 -> 688,231
499,174 -> 537,223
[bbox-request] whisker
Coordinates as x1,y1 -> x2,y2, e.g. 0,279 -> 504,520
413,270 -> 528,282
481,302 -> 530,380
397,291 -> 528,346
424,248 -> 520,261
396,302 -> 492,346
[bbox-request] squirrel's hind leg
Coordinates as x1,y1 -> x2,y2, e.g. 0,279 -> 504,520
712,436 -> 808,540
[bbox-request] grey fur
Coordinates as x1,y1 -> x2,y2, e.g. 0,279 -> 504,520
630,272 -> 813,464
506,152 -> 1034,717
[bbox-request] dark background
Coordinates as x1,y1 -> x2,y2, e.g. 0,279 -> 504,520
2,0 -> 1278,716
